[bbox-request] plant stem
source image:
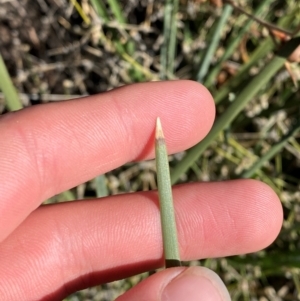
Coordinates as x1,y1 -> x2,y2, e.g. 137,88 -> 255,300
155,118 -> 181,268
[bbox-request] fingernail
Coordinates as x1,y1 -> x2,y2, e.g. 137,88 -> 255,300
162,267 -> 230,301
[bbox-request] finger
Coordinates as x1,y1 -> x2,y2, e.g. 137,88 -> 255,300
116,267 -> 230,301
0,180 -> 282,300
0,80 -> 215,241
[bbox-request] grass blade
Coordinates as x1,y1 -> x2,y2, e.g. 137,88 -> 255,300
94,175 -> 108,197
197,4 -> 233,83
160,0 -> 172,79
107,0 -> 126,24
69,0 -> 91,25
0,54 -> 23,111
240,121 -> 300,178
167,0 -> 179,76
171,36 -> 300,184
155,117 -> 181,268
213,37 -> 274,104
90,0 -> 109,20
213,8 -> 297,104
205,0 -> 273,88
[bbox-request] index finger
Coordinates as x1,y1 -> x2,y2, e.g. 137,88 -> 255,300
0,80 -> 215,242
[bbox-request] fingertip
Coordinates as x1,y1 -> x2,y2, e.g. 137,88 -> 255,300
242,179 -> 283,247
177,80 -> 215,118
116,266 -> 230,301
107,80 -> 216,159
163,80 -> 216,149
161,267 -> 230,301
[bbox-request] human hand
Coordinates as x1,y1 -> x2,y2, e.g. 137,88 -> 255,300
0,80 -> 282,300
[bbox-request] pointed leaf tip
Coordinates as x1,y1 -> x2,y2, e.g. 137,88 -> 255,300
156,117 -> 164,140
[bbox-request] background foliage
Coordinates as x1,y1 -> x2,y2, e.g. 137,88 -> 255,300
0,0 -> 300,300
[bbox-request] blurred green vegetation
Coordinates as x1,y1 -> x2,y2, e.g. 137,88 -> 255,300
0,0 -> 300,300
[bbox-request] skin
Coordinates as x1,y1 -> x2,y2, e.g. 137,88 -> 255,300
0,80 -> 283,300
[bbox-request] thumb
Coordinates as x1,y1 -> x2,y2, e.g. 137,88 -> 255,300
116,266 -> 231,301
